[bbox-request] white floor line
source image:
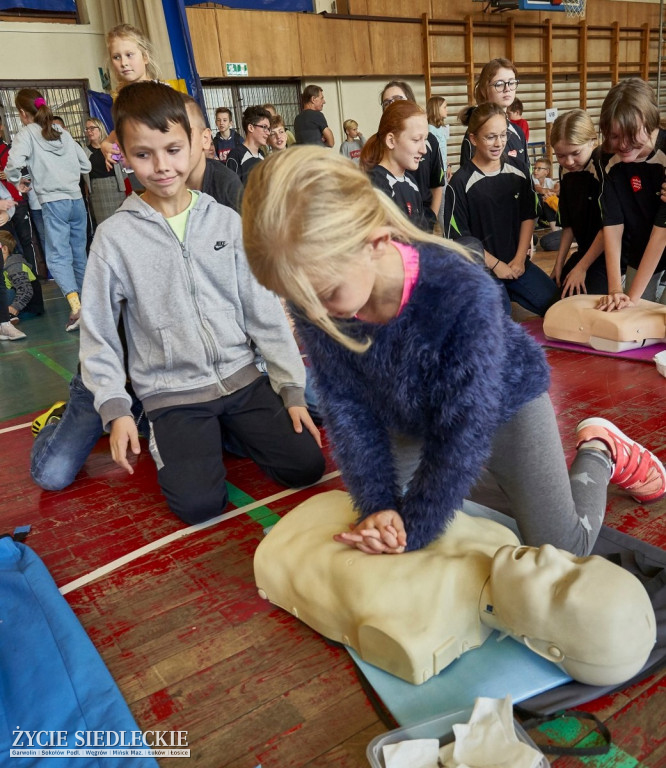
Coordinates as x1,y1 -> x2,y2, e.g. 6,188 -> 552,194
59,470 -> 341,595
0,421 -> 32,434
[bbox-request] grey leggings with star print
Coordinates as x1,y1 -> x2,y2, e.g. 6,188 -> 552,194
392,392 -> 613,557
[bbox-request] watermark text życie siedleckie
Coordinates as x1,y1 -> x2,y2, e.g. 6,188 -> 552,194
11,728 -> 190,758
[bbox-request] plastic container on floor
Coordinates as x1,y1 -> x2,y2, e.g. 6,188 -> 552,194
366,707 -> 549,767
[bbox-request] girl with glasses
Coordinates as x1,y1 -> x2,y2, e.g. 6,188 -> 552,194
445,102 -> 557,317
459,58 -> 528,171
83,117 -> 128,227
360,100 -> 428,231
550,109 -> 609,297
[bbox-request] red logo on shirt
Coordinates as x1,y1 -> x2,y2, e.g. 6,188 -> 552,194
406,203 -> 413,216
508,149 -> 517,157
630,176 -> 642,192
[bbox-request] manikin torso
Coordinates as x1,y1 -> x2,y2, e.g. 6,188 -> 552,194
254,490 -> 519,684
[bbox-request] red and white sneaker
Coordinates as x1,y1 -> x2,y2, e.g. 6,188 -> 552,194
576,417 -> 666,503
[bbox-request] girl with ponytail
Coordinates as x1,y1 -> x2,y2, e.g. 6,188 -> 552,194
6,88 -> 91,332
360,100 -> 429,230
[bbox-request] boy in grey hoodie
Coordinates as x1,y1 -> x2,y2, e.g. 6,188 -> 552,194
79,81 -> 324,525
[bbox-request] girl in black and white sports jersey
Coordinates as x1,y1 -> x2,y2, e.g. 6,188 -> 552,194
379,82 -> 445,232
550,109 -> 610,297
597,78 -> 666,312
445,103 -> 557,316
459,59 -> 529,172
360,100 -> 428,231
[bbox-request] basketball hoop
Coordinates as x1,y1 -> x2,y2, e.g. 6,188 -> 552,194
563,0 -> 586,18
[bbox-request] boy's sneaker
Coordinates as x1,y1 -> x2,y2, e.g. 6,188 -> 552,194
576,417 -> 666,503
65,312 -> 80,332
0,321 -> 26,340
31,401 -> 67,437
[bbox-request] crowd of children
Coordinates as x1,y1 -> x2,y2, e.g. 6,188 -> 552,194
5,21 -> 665,549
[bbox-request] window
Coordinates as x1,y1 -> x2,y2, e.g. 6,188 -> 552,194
202,81 -> 301,135
0,81 -> 89,145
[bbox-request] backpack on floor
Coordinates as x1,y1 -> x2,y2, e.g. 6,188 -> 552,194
0,535 -> 159,768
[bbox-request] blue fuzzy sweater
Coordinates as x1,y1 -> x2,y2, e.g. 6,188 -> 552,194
296,242 -> 551,550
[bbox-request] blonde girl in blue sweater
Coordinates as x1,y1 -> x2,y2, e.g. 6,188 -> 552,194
241,147 -> 665,555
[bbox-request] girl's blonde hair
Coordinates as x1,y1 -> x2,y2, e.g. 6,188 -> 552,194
426,96 -> 446,128
242,146 -> 472,352
15,88 -> 59,142
599,77 -> 663,151
85,116 -> 108,142
550,109 -> 597,147
106,23 -> 160,91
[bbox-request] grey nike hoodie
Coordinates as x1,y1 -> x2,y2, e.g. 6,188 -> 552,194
80,192 -> 306,430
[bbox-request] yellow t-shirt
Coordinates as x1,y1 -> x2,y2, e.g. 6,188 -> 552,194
164,190 -> 199,242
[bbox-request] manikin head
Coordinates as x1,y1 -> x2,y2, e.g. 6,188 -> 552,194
484,544 -> 656,686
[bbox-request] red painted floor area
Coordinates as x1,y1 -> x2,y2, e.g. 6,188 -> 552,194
1,341 -> 666,766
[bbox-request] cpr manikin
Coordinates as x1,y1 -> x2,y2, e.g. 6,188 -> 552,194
254,491 -> 656,686
543,294 -> 666,352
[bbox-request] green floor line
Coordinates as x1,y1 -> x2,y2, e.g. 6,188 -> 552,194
226,482 -> 282,528
26,349 -> 75,382
536,718 -> 645,767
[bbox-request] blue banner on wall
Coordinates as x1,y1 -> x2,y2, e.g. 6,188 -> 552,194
183,0 -> 312,11
0,0 -> 76,10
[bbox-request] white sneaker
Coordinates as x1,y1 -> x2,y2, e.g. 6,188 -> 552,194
0,321 -> 26,340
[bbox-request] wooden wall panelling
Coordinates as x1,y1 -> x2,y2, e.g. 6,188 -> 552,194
185,8 -> 223,78
465,17 -> 475,102
296,14 -> 373,76
346,0 -> 368,13
611,21 -> 620,84
469,19 -> 503,69
214,9 -> 302,78
506,16 -> 515,64
427,19 -> 468,76
579,21 -> 588,109
423,14 -> 433,100
648,28 -> 665,79
586,26 -> 613,78
363,0 -> 428,17
640,24 -> 650,81
544,19 -> 553,149
368,20 -> 423,75
619,26 -> 642,76
513,21 -> 544,76
550,23 -> 580,71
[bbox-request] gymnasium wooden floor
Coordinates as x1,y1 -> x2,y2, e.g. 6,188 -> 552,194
2,251 -> 665,767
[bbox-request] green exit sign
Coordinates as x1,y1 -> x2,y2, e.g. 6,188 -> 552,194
226,62 -> 248,77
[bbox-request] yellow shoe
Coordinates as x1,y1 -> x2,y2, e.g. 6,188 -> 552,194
32,401 -> 67,437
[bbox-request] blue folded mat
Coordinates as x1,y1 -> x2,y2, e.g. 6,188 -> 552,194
0,536 -> 159,768
349,636 -> 571,728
